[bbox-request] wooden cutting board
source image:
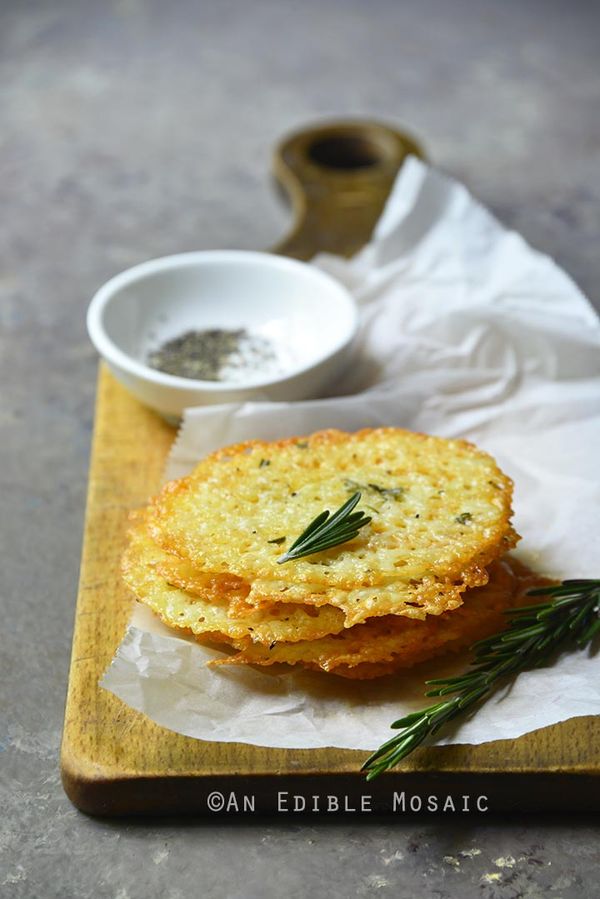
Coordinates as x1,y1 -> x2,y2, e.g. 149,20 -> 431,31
61,120 -> 600,815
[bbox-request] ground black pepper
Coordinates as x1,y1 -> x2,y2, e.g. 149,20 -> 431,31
147,328 -> 280,381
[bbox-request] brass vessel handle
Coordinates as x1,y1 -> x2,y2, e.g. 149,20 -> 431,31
272,119 -> 425,260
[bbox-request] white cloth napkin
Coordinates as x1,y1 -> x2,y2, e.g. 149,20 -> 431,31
101,157 -> 600,751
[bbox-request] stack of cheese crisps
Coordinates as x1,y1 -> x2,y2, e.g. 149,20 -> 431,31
122,429 -> 524,679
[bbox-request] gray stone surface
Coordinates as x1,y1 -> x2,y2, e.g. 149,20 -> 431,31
1,0 -> 599,896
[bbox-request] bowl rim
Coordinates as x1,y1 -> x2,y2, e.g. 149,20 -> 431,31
86,250 -> 358,392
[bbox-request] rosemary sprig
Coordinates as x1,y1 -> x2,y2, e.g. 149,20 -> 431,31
277,491 -> 371,564
362,579 -> 600,781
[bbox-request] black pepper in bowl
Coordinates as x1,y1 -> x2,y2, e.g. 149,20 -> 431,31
147,328 -> 280,382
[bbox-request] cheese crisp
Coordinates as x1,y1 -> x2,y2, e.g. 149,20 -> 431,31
123,517 -> 348,644
157,552 -> 481,626
123,427 -> 522,679
210,558 -> 537,678
148,429 -> 516,593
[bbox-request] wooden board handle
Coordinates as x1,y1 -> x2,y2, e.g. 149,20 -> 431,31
271,119 -> 425,260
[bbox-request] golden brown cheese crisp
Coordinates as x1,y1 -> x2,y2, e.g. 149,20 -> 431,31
211,558 -> 543,678
148,429 -> 517,609
158,550 -> 486,626
123,519 -> 347,644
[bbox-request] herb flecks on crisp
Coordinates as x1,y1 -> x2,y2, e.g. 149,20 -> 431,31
362,579 -> 600,780
267,536 -> 286,546
455,512 -> 472,525
259,459 -> 271,468
277,492 -> 371,564
343,478 -> 405,501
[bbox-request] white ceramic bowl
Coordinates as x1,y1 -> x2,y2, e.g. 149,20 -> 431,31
87,251 -> 358,420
